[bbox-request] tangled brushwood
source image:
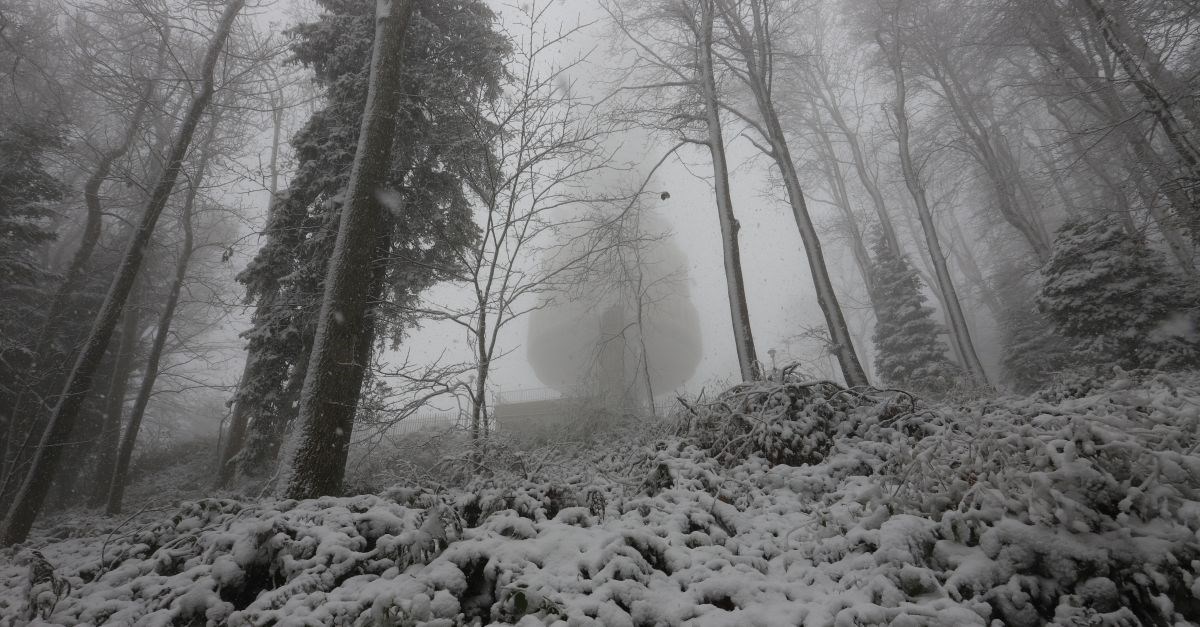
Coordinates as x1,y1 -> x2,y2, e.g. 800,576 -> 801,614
2,373 -> 1200,626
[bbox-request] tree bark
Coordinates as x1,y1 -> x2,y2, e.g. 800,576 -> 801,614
277,0 -> 415,500
88,295 -> 142,508
697,2 -> 759,382
0,0 -> 242,546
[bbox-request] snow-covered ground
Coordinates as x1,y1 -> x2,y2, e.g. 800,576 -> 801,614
4,372 -> 1200,626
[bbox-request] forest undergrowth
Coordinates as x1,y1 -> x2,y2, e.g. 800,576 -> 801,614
3,370 -> 1200,626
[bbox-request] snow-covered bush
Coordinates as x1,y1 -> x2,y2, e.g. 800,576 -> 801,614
676,375 -> 913,468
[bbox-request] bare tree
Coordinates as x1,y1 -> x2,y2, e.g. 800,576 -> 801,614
104,115 -> 219,514
0,0 -> 244,546
1077,0 -> 1200,192
414,5 -> 615,440
865,0 -> 1055,262
712,0 -> 870,387
1008,0 -> 1200,248
0,7 -> 168,493
606,0 -> 760,381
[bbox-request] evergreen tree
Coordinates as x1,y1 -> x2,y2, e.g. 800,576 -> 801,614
992,261 -> 1075,392
869,234 -> 963,397
1038,216 -> 1199,370
219,0 -> 506,484
0,121 -> 62,432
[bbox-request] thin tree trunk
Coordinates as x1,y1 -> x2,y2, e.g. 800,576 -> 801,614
88,295 -> 142,508
1078,0 -> 1200,171
268,103 -> 284,203
0,84 -> 155,492
1133,165 -> 1198,273
106,118 -> 214,515
714,0 -> 868,386
1033,11 -> 1200,241
768,117 -> 871,388
215,354 -> 256,486
633,269 -> 655,413
277,0 -> 415,500
811,70 -> 902,255
882,32 -> 990,387
945,211 -> 1004,319
928,66 -> 1053,260
0,0 -> 242,546
216,91 -> 296,486
696,8 -> 758,381
813,125 -> 877,302
472,324 -> 487,443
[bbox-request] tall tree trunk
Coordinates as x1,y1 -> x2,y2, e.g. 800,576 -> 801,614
88,295 -> 142,508
0,86 -> 156,495
106,118 -> 214,515
944,211 -> 1004,319
277,0 -> 415,500
766,111 -> 870,388
1078,0 -> 1200,171
0,0 -> 242,546
697,3 -> 759,381
716,0 -> 869,387
926,65 -> 1053,260
813,125 -> 877,302
631,257 -> 655,413
1030,11 -> 1200,241
216,355 -> 257,486
810,70 -> 902,255
217,93 -> 291,486
881,32 -> 990,387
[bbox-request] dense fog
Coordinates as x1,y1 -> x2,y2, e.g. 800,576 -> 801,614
1,0 -> 1199,623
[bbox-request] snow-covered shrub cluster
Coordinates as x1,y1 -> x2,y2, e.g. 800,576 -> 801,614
4,373 -> 1200,626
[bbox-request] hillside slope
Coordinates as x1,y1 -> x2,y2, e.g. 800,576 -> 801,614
3,373 -> 1200,626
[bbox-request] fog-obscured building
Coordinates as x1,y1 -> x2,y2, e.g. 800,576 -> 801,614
497,209 -> 702,435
